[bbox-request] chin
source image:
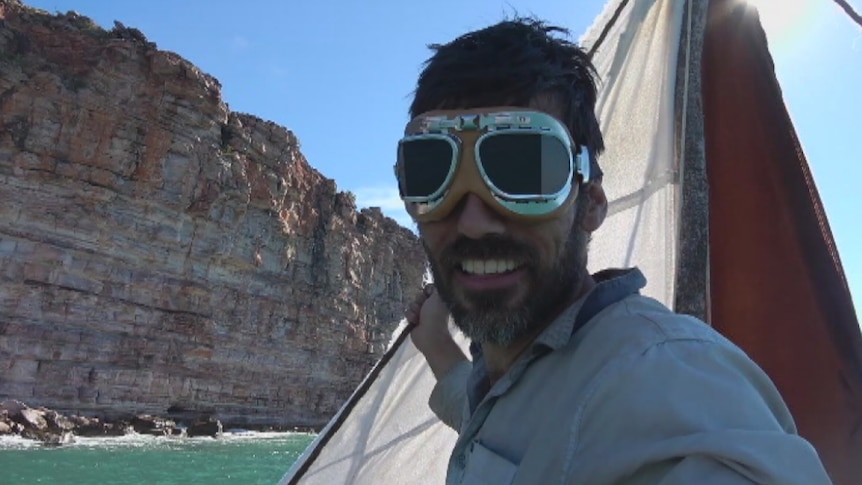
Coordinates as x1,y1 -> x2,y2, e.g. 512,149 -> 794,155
457,286 -> 528,319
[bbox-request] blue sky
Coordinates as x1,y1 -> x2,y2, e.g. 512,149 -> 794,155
24,0 -> 861,315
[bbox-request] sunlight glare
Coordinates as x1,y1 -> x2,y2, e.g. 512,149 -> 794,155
745,0 -> 819,46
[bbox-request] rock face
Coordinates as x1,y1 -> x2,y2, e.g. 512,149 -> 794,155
0,0 -> 425,428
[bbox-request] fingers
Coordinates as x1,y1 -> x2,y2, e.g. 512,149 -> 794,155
405,284 -> 437,326
405,302 -> 421,325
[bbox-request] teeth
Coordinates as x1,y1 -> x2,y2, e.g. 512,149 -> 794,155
460,259 -> 519,275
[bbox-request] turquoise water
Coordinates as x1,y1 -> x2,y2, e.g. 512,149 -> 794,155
0,432 -> 316,484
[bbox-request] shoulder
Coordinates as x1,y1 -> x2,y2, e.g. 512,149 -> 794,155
570,294 -> 746,366
573,294 -> 789,421
559,298 -> 828,483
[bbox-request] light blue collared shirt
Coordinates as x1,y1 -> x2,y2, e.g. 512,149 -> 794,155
430,268 -> 831,484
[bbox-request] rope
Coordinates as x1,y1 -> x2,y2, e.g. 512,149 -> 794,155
588,0 -> 633,59
832,0 -> 862,30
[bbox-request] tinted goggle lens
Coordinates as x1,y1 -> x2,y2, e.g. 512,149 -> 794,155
477,133 -> 571,196
396,137 -> 456,199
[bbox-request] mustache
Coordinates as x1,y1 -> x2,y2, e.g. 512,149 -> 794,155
439,235 -> 538,266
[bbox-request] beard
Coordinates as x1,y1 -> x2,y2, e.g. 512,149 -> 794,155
423,209 -> 590,347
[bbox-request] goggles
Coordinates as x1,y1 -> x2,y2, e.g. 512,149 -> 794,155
394,109 -> 591,223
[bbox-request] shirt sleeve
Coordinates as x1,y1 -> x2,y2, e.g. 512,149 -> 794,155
565,337 -> 833,485
428,359 -> 471,431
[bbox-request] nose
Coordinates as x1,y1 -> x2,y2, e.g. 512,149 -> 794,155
456,193 -> 505,239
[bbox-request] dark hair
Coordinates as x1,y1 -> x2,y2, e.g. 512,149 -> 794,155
409,17 -> 605,178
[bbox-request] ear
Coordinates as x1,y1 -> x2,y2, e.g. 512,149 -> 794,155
579,181 -> 607,233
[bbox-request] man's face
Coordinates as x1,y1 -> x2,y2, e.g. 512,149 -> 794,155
415,104 -> 593,347
420,196 -> 589,347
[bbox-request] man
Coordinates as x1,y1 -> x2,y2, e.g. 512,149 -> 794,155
398,17 -> 832,484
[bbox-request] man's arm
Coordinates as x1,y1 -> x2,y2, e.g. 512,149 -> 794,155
406,285 -> 469,430
427,359 -> 471,431
565,337 -> 832,485
414,321 -> 469,431
412,325 -> 468,381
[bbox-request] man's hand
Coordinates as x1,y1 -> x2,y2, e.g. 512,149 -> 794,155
405,284 -> 468,380
406,284 -> 450,353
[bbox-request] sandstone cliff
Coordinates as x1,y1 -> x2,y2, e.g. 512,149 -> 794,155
0,0 -> 425,428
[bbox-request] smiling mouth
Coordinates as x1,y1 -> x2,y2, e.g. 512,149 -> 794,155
458,259 -> 523,276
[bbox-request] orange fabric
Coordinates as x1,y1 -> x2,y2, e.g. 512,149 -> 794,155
702,1 -> 862,484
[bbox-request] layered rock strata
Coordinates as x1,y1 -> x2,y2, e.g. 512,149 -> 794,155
0,0 -> 425,428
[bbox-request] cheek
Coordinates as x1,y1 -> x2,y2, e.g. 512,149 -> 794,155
533,215 -> 576,262
418,222 -> 449,259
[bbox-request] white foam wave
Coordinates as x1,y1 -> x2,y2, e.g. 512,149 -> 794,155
0,430 -> 315,451
0,435 -> 41,450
